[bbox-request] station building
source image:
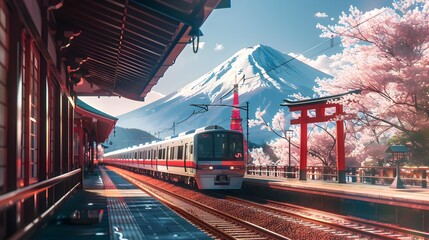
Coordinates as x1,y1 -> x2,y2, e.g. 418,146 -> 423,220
0,0 -> 225,238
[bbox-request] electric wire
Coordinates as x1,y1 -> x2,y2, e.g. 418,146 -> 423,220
214,7 -> 390,103
155,8 -> 390,136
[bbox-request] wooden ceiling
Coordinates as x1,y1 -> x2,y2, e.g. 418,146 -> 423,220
53,0 -> 226,101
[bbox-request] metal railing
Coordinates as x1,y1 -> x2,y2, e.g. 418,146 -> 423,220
0,168 -> 82,239
246,165 -> 428,188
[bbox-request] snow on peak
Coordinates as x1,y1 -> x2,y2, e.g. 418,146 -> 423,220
118,44 -> 330,141
167,44 -> 324,102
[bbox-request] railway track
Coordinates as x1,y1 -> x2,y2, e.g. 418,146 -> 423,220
109,166 -> 428,239
218,192 -> 429,239
109,166 -> 289,240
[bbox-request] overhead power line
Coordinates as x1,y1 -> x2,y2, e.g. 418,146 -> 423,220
215,7 -> 391,103
155,8 -> 391,135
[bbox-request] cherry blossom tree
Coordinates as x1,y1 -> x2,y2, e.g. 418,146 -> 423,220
250,108 -> 342,167
249,147 -> 272,166
315,0 -> 429,165
249,106 -> 392,167
249,0 -> 429,166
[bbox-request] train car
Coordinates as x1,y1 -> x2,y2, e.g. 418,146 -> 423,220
103,126 -> 245,189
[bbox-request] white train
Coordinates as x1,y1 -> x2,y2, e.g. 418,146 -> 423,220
102,126 -> 245,189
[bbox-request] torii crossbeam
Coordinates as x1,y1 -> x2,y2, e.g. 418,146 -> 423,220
281,90 -> 360,183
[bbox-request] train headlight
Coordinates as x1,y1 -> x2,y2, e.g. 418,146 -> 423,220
230,166 -> 235,170
209,166 -> 213,170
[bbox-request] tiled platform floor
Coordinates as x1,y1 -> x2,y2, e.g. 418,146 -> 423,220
30,166 -> 211,240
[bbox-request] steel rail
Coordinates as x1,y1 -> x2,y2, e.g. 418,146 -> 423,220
110,166 -> 290,240
223,194 -> 429,239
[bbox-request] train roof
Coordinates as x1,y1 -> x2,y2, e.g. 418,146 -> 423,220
104,125 -> 238,156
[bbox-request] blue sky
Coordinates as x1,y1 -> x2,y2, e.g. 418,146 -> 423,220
82,0 -> 393,116
153,0 -> 392,95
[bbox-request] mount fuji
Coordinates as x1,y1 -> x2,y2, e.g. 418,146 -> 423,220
116,44 -> 330,144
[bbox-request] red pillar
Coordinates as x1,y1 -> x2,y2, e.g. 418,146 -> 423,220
336,105 -> 346,183
230,84 -> 243,132
299,112 -> 308,180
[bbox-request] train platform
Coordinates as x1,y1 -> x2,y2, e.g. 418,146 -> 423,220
30,166 -> 211,240
243,174 -> 429,231
244,174 -> 429,207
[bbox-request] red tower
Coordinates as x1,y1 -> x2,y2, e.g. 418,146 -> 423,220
229,83 -> 249,163
230,83 -> 243,132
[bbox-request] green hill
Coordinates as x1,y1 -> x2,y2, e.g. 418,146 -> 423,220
103,126 -> 158,152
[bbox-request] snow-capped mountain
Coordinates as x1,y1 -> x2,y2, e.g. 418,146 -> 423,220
117,44 -> 330,143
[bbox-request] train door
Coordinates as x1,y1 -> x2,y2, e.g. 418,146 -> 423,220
166,146 -> 169,170
150,148 -> 153,168
184,143 -> 188,173
178,145 -> 184,172
138,151 -> 142,169
189,143 -> 194,172
156,147 -> 159,171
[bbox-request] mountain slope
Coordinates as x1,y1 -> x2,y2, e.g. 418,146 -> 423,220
103,127 -> 158,153
118,44 -> 330,143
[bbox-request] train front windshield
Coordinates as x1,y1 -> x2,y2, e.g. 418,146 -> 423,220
197,132 -> 244,161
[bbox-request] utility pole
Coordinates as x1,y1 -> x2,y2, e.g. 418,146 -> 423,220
173,122 -> 175,135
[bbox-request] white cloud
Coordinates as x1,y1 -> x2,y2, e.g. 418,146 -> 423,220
289,52 -> 341,76
79,91 -> 165,117
330,17 -> 335,21
214,43 -> 224,51
188,41 -> 205,50
199,41 -> 206,49
315,12 -> 328,18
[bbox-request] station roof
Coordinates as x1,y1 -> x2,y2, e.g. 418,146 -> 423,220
53,0 -> 228,101
75,98 -> 118,143
386,145 -> 409,153
281,90 -> 361,107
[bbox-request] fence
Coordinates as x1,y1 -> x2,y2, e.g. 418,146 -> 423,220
246,165 -> 428,188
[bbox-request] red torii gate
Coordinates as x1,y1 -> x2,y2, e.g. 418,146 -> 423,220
281,90 -> 360,183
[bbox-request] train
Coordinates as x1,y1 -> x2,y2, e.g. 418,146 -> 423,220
102,125 -> 246,189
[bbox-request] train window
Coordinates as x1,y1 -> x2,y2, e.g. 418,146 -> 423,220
177,145 -> 183,160
148,150 -> 151,159
198,134 -> 213,159
214,133 -> 227,158
197,132 -> 243,161
190,144 -> 193,154
158,149 -> 162,159
170,147 -> 175,159
228,133 -> 244,160
162,149 -> 166,159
